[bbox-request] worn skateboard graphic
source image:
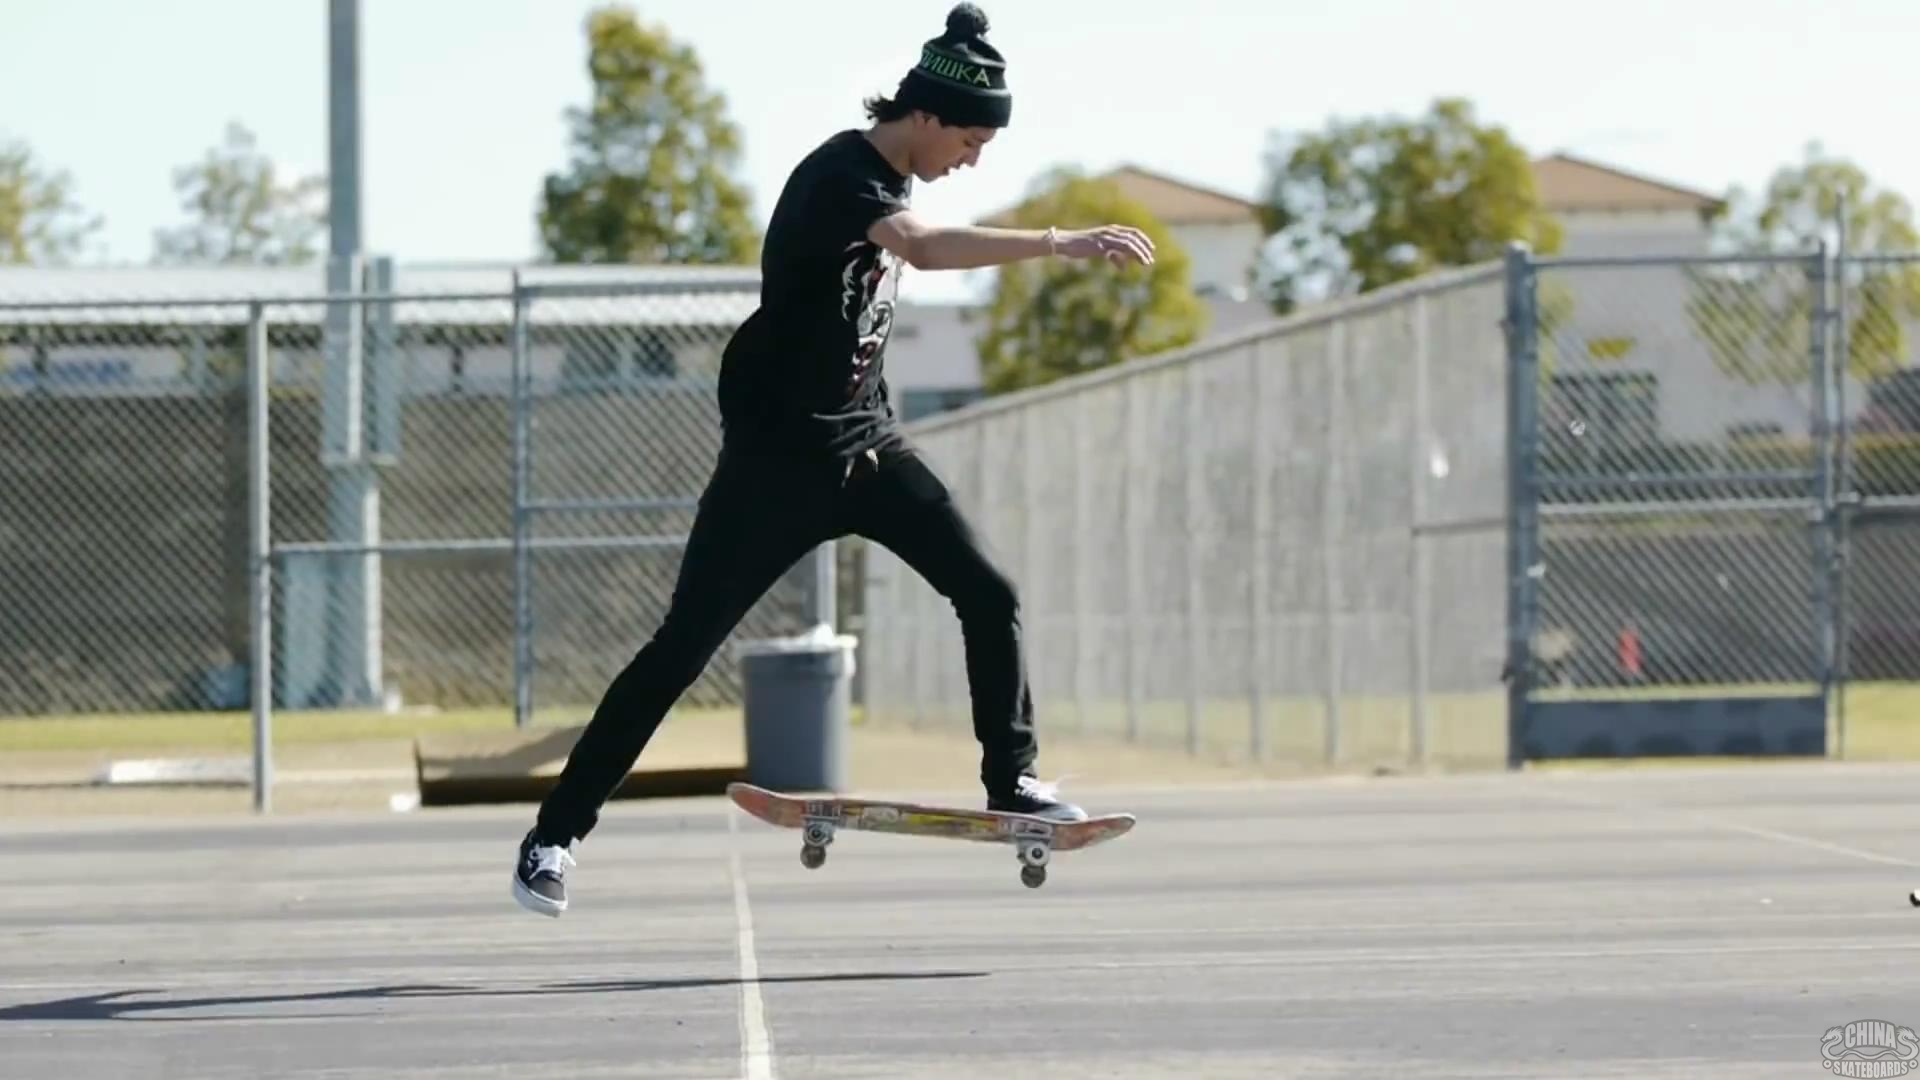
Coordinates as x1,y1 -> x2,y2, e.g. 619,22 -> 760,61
726,781 -> 1135,889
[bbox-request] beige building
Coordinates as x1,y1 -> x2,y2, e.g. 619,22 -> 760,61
887,164 -> 1276,421
1526,152 -> 1872,447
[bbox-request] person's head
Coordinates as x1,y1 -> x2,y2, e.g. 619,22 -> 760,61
863,3 -> 1009,183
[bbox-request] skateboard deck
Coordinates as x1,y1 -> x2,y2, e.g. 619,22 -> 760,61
726,781 -> 1134,889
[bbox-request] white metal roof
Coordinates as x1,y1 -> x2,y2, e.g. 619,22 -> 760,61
0,261 -> 764,327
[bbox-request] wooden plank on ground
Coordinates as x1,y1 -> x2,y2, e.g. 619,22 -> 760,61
414,714 -> 745,806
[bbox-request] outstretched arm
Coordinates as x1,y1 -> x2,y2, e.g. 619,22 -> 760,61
868,210 -> 1155,272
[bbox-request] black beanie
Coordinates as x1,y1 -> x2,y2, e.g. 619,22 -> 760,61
895,4 -> 1011,128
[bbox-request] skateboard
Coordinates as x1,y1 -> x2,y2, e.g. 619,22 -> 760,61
725,781 -> 1135,889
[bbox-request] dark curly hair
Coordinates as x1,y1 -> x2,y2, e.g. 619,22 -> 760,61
862,94 -> 917,123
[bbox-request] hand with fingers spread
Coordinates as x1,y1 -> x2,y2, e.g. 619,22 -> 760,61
1050,224 -> 1156,267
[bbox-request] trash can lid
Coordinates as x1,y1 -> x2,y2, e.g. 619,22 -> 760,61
734,622 -> 859,658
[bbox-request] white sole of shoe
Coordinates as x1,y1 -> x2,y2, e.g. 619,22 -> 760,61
992,807 -> 1089,824
512,874 -> 566,917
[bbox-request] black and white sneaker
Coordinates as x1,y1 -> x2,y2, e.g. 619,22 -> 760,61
989,775 -> 1088,823
512,828 -> 575,917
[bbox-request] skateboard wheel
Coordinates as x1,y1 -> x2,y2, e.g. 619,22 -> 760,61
800,844 -> 826,869
1910,889 -> 1919,908
1017,840 -> 1050,868
802,822 -> 833,848
1020,864 -> 1047,889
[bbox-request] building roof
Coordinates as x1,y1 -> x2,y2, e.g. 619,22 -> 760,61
979,154 -> 1723,227
1531,152 -> 1725,214
977,164 -> 1262,228
0,261 -> 762,327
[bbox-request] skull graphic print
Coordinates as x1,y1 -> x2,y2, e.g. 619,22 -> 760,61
839,239 -> 902,394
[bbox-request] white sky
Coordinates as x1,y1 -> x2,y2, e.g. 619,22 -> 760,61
3,0 -> 1915,301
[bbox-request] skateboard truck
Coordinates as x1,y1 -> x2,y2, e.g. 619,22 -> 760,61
1015,837 -> 1052,888
800,816 -> 834,869
1011,818 -> 1054,888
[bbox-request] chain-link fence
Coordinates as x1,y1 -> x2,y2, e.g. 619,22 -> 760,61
858,265 -> 1515,771
11,244 -> 1917,779
1837,254 -> 1920,711
1525,251 -> 1829,692
0,267 -> 815,734
1509,245 -> 1920,758
1,302 -> 254,715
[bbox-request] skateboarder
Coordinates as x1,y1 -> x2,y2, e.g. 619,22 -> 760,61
514,2 -> 1155,917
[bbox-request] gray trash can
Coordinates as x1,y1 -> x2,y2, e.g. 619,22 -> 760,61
736,626 -> 858,792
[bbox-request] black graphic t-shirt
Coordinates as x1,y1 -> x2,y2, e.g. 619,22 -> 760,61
718,129 -> 912,460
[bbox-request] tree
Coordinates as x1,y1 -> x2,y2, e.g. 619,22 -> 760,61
0,137 -> 102,264
538,4 -> 758,264
975,168 -> 1208,394
151,121 -> 327,266
1685,141 -> 1920,386
1255,97 -> 1562,314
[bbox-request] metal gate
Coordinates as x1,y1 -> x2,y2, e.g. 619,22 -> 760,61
1506,243 -> 1920,760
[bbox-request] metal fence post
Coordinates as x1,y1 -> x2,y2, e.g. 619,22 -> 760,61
1410,292 -> 1432,765
1502,242 -> 1540,770
1323,320 -> 1345,765
1807,243 -> 1837,753
1124,375 -> 1144,742
1833,203 -> 1853,758
510,273 -> 533,729
806,542 -> 836,630
1184,360 -> 1203,756
802,390 -> 844,634
322,253 -> 380,709
246,302 -> 273,813
1248,339 -> 1270,760
1070,399 -> 1091,732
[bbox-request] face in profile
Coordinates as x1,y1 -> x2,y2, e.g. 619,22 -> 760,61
911,114 -> 996,182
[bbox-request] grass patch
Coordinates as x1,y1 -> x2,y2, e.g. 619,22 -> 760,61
0,705 -> 744,756
6,683 -> 1916,765
872,681 -> 1920,766
1835,683 -> 1920,759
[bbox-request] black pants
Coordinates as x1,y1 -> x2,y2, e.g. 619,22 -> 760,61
535,439 -> 1038,843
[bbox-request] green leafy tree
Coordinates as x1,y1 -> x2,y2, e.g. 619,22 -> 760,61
0,137 -> 102,264
152,121 -> 326,265
976,168 -> 1208,393
1685,141 -> 1920,385
1256,97 -> 1562,314
539,4 -> 758,264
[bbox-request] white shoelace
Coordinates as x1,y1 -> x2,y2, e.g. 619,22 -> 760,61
1018,776 -> 1061,800
1019,774 -> 1081,800
531,844 -> 575,879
